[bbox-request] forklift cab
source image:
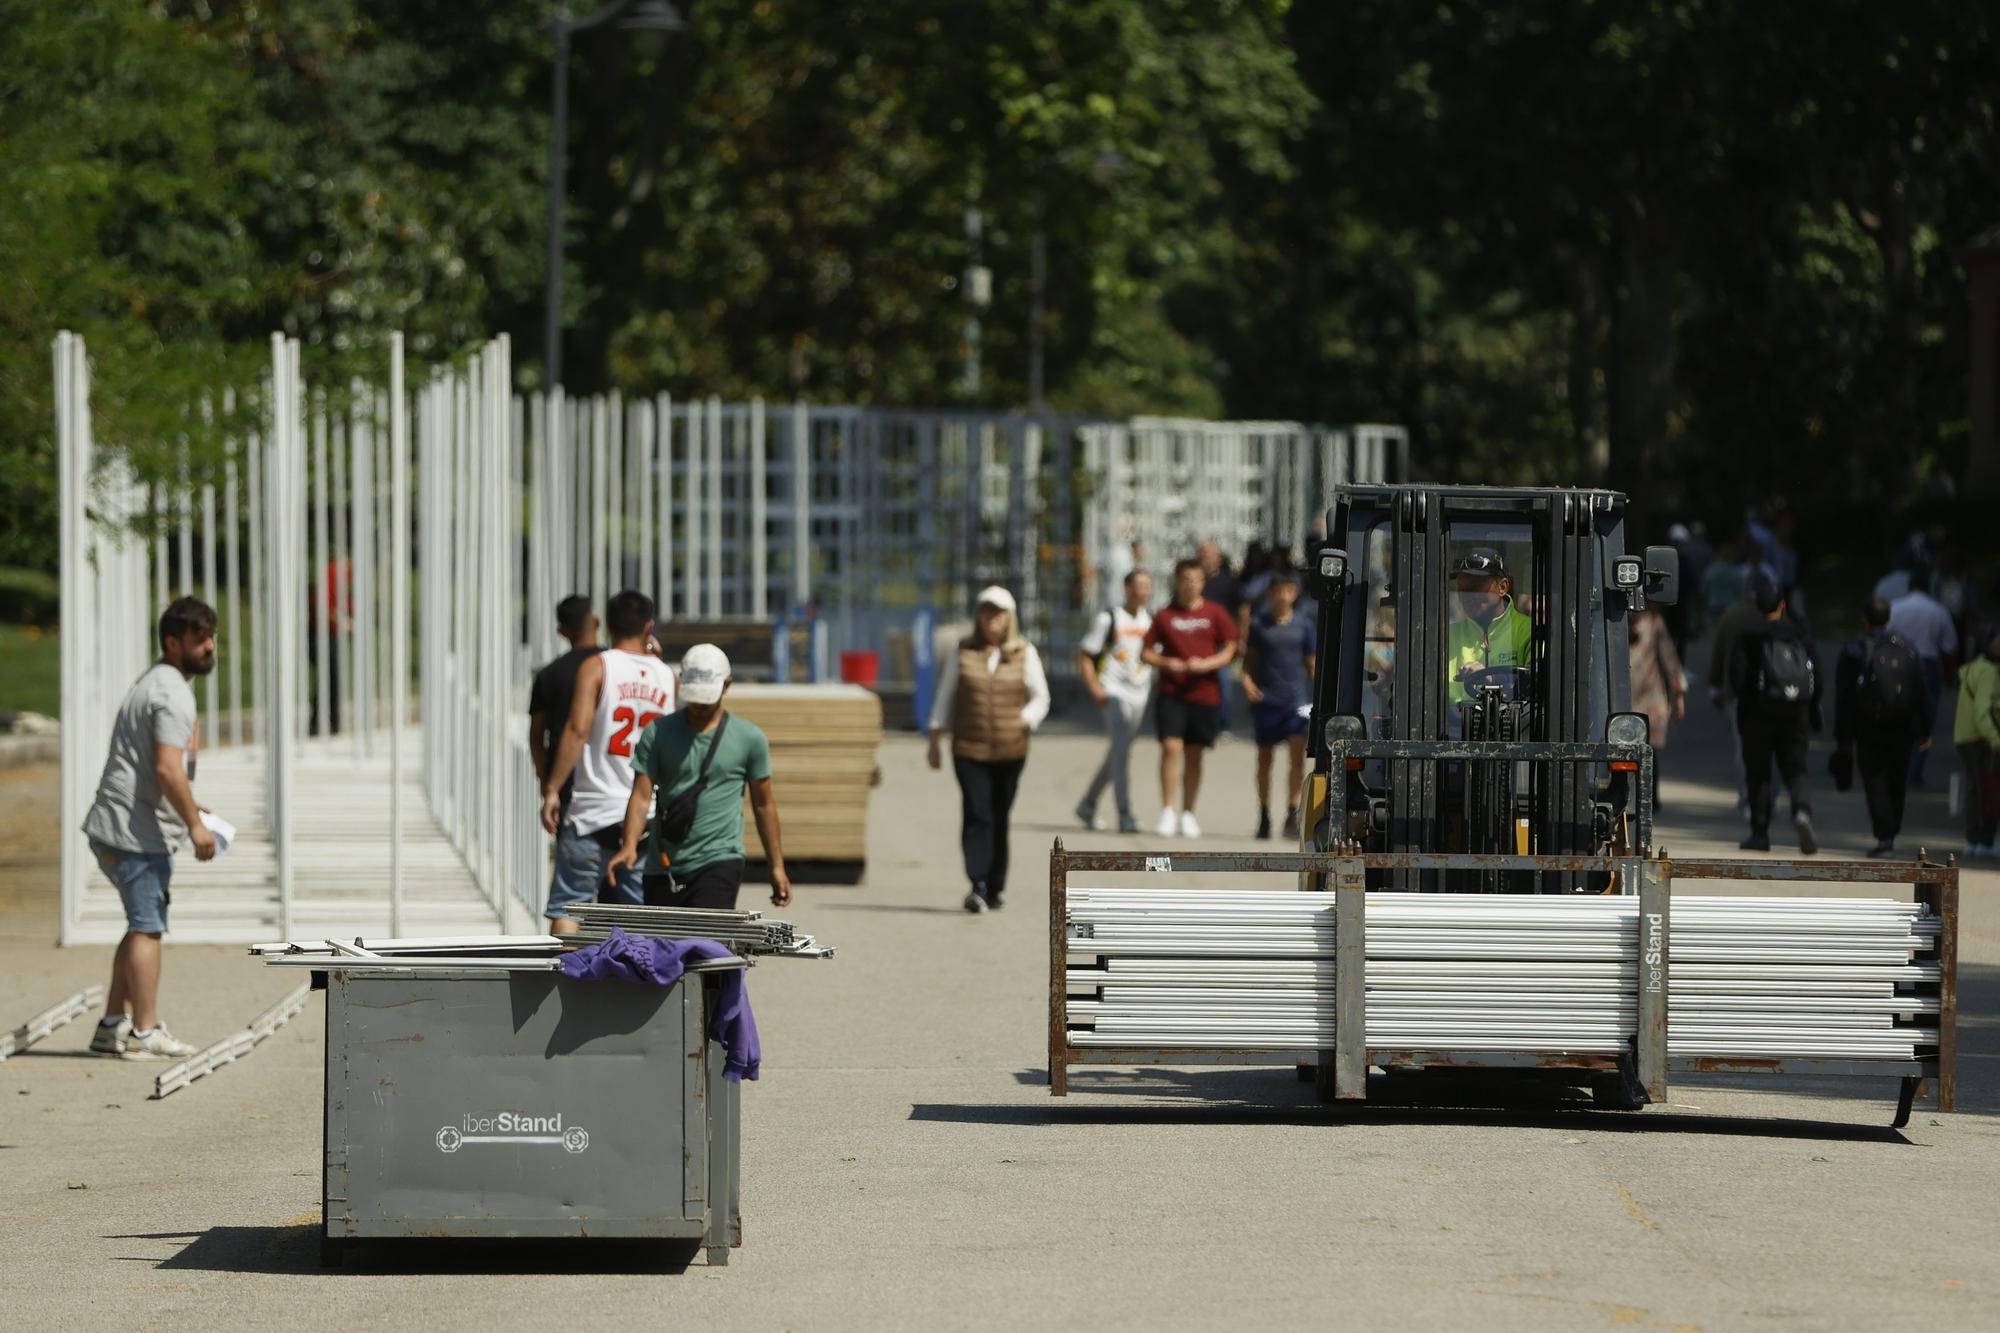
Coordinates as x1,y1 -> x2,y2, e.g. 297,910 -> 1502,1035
1304,486 -> 1679,890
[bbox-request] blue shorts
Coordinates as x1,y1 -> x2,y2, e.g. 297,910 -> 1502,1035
547,823 -> 644,921
1251,700 -> 1310,749
90,838 -> 172,934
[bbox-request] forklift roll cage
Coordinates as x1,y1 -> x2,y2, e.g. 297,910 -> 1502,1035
1305,485 -> 1676,891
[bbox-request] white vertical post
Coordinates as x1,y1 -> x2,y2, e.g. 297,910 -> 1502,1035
176,449 -> 194,602
606,390 -> 624,594
55,334 -> 83,945
751,398 -> 768,621
636,397 -> 653,608
311,396 -> 331,739
350,384 -> 375,754
223,428 -> 242,747
657,393 -> 674,620
792,401 -> 809,613
246,426 -> 265,749
684,401 -> 702,620
706,395 -> 722,617
389,335 -> 406,936
587,394 -> 606,622
332,412 -> 354,754
200,466 -> 218,745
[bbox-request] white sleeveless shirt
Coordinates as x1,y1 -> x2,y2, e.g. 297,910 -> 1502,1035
566,648 -> 677,834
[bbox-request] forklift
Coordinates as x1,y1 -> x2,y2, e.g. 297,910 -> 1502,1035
1049,484 -> 1956,1124
1300,484 -> 1678,893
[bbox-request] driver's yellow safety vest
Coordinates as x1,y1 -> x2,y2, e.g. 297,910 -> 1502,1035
1447,600 -> 1535,703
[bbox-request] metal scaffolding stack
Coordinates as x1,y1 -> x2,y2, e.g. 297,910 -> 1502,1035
568,903 -> 835,958
1064,889 -> 1940,1059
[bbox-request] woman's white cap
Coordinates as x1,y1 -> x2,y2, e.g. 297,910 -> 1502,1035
975,585 -> 1017,615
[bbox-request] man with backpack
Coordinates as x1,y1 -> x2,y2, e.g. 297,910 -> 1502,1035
1075,569 -> 1154,833
1727,572 -> 1822,853
1832,597 -> 1927,857
1887,564 -> 1959,787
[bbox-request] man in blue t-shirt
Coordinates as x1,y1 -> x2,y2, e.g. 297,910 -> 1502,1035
1243,570 -> 1317,840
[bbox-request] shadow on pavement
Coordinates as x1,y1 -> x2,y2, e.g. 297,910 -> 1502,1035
119,1224 -> 702,1275
910,1098 -> 1913,1143
817,902 -> 969,916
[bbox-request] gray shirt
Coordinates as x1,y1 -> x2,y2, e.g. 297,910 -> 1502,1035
83,663 -> 197,854
1888,590 -> 1959,662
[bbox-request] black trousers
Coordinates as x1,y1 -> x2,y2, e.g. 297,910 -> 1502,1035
954,755 -> 1026,900
643,858 -> 746,910
1738,708 -> 1811,836
1855,729 -> 1914,843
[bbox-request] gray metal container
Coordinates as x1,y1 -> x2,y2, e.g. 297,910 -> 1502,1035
319,968 -> 740,1266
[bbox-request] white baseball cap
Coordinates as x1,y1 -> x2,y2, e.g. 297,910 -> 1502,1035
976,585 -> 1017,615
679,643 -> 731,705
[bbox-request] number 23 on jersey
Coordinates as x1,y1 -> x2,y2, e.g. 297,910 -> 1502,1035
607,706 -> 662,757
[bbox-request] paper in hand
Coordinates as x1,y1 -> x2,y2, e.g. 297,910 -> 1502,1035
199,810 -> 237,855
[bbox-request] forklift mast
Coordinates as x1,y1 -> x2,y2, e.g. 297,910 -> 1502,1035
1305,486 -> 1677,890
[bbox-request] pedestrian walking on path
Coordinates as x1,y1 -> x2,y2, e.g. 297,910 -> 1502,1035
1197,540 -> 1244,733
80,597 -> 219,1059
1142,558 -> 1240,838
1832,597 -> 1927,857
1627,607 -> 1686,802
528,594 -> 602,829
1075,569 -> 1154,834
1727,573 -> 1822,853
1243,570 -> 1315,840
611,644 -> 791,911
1887,567 -> 1959,786
927,586 -> 1050,912
539,590 -> 675,931
1952,623 -> 2000,858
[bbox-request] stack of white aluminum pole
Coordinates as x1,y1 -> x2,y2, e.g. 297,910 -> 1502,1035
1065,890 -> 1939,1057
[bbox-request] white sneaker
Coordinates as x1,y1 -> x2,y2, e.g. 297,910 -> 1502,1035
962,890 -> 989,914
1154,807 -> 1179,838
89,1016 -> 130,1056
121,1025 -> 197,1060
1178,810 -> 1203,839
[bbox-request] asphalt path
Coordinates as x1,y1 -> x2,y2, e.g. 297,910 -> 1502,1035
2,683 -> 1996,1330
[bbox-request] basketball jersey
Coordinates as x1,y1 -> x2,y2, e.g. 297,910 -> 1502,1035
566,648 -> 677,834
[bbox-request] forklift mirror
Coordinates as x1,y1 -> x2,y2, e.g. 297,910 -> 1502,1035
1643,545 -> 1680,606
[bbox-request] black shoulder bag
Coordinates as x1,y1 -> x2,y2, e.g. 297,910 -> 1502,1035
655,711 -> 731,849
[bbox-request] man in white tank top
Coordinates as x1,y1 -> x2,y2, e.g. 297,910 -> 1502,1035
539,590 -> 676,931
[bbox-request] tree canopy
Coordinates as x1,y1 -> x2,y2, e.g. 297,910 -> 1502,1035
1,0 -> 1994,573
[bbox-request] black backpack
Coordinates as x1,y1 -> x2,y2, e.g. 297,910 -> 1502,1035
1756,636 -> 1815,708
1856,632 -> 1920,726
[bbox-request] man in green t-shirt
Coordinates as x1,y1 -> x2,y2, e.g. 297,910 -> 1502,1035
607,644 -> 793,910
1447,546 -> 1536,705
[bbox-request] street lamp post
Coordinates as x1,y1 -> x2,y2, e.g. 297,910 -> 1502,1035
544,0 -> 685,391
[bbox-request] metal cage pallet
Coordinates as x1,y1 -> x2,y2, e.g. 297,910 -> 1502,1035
1047,845 -> 1958,1127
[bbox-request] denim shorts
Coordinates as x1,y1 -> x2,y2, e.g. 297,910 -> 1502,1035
90,838 -> 173,934
546,823 -> 644,921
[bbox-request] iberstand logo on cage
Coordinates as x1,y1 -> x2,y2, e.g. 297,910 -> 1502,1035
436,1110 -> 589,1154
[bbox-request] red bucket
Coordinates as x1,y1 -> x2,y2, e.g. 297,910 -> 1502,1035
839,650 -> 880,687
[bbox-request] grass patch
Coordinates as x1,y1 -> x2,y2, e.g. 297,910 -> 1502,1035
0,623 -> 61,718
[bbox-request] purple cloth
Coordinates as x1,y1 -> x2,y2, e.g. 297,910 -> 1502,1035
558,928 -> 760,1081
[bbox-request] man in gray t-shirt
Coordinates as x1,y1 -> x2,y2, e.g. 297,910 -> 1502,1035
81,597 -> 219,1060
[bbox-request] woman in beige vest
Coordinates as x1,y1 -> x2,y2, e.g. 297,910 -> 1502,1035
926,586 -> 1051,912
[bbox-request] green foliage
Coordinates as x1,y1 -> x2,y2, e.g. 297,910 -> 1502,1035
0,624 -> 61,717
1,0 -> 1995,581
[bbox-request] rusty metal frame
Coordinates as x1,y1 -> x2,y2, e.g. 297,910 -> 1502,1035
1049,843 -> 1958,1126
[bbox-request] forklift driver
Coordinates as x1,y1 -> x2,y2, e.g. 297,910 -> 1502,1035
1447,546 -> 1535,707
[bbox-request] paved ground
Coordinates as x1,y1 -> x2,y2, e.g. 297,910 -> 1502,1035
3,687 -> 1997,1330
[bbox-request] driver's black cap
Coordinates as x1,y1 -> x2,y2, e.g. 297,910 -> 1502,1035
1452,547 -> 1508,579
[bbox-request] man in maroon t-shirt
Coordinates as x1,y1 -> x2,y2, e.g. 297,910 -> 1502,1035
1141,558 -> 1240,838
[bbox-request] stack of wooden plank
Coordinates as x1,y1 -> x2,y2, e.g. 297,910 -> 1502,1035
722,683 -> 881,878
